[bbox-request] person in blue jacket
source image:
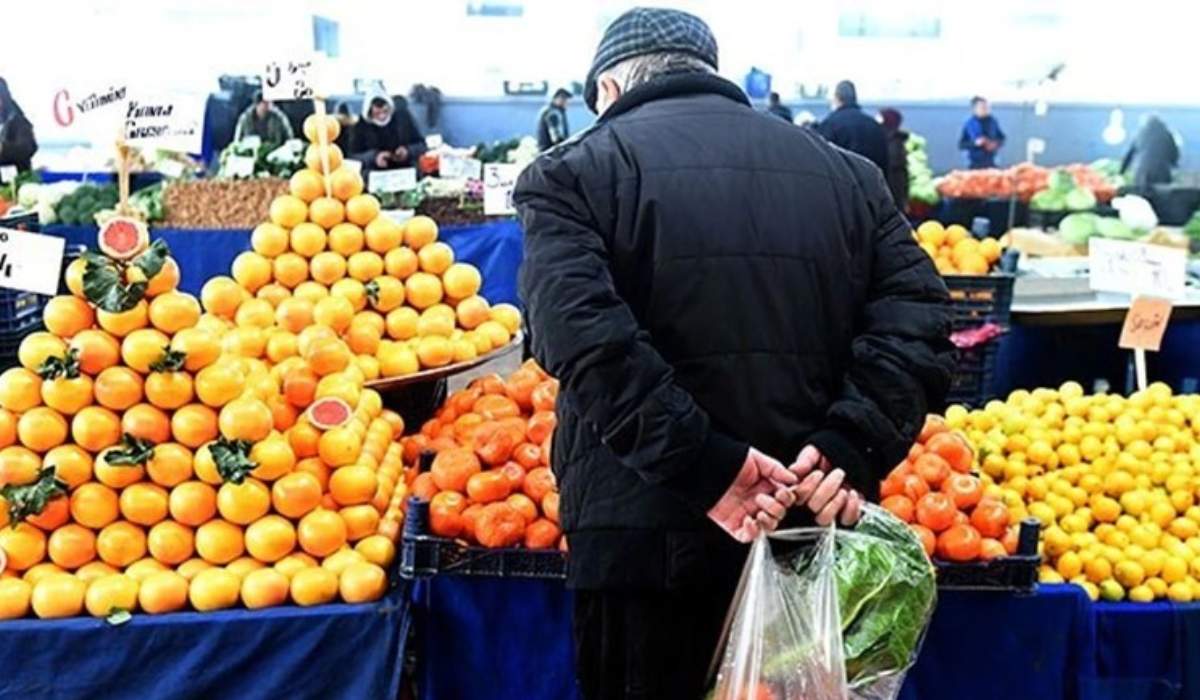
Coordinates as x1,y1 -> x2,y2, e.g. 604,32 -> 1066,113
959,96 -> 1005,168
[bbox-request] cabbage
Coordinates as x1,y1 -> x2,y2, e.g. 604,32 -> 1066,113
1096,216 -> 1137,240
1048,169 -> 1076,192
17,183 -> 40,208
1065,188 -> 1097,211
1059,213 -> 1099,245
1031,189 -> 1066,211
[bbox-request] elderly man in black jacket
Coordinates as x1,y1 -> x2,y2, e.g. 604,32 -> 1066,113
816,80 -> 889,173
514,8 -> 952,699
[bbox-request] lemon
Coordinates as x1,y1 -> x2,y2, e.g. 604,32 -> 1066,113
1080,581 -> 1100,601
1150,502 -> 1177,528
1099,579 -> 1125,601
1085,557 -> 1112,583
1056,551 -> 1083,579
1168,582 -> 1193,603
1162,556 -> 1188,584
1146,576 -> 1168,598
1114,560 -> 1146,588
1038,567 -> 1064,584
1128,584 -> 1155,603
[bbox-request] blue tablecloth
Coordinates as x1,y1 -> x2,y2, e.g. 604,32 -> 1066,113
411,579 -> 1200,700
43,219 -> 524,307
0,587 -> 410,700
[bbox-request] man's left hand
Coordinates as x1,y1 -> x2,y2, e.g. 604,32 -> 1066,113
789,445 -> 863,526
393,146 -> 409,162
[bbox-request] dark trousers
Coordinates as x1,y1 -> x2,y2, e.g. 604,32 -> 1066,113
572,580 -> 739,700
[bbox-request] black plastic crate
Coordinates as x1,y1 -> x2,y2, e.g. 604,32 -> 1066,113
0,289 -> 44,329
942,274 -> 1014,332
400,534 -> 567,580
945,343 -> 1000,407
933,518 -> 1040,593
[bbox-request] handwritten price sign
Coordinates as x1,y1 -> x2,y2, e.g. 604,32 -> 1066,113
1089,238 -> 1187,299
0,228 -> 66,296
483,164 -> 520,216
1119,296 -> 1172,352
262,57 -> 323,101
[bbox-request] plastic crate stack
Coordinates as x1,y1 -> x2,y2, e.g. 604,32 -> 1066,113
0,288 -> 45,370
943,274 -> 1015,407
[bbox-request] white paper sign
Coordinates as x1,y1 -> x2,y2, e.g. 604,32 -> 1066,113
440,153 -> 483,180
1089,238 -> 1188,299
0,166 -> 16,184
226,155 -> 257,178
51,84 -> 129,137
156,158 -> 185,178
124,94 -> 204,153
483,164 -> 520,216
382,209 -> 415,226
368,168 -> 417,194
0,228 -> 66,296
241,135 -> 263,150
342,159 -> 363,175
425,134 -> 444,149
262,57 -> 323,101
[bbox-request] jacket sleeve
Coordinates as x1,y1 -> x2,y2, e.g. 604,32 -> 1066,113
958,121 -> 974,151
807,164 -> 954,499
232,112 -> 249,142
993,120 -> 1006,145
348,124 -> 380,168
4,118 -> 36,167
514,155 -> 749,513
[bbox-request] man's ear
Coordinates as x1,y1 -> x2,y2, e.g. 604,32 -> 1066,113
598,76 -> 622,114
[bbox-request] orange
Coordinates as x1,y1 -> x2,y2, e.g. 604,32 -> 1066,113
148,292 -> 201,334
143,371 -> 193,411
120,328 -> 170,374
417,242 -> 454,275
346,193 -> 382,228
384,246 -> 419,279
122,403 -> 172,444
305,142 -> 343,172
195,362 -> 246,408
339,561 -> 387,603
194,519 -> 244,564
289,169 -> 326,205
64,257 -> 87,298
223,557 -> 265,577
93,447 -> 145,489
347,251 -> 384,282
304,337 -> 352,376
271,472 -> 323,521
41,373 -> 94,415
0,522 -> 46,571
245,515 -> 296,563
84,573 -> 139,617
170,404 -> 218,449
219,397 -> 273,442
43,444 -> 93,489
283,368 -> 318,409
0,367 -> 42,412
355,535 -> 396,568
331,278 -> 368,311
189,567 -> 241,611
290,566 -> 338,606
340,504 -> 380,541
253,221 -> 292,257
275,298 -> 314,334
169,481 -> 218,526
346,324 -> 382,356
288,422 -> 322,460
431,449 -> 482,492
138,570 -> 189,613
310,251 -> 347,286
272,252 -> 310,289
119,482 -> 169,526
475,502 -> 526,548
417,336 -> 453,368
328,222 -> 365,257
200,276 -> 244,319
455,296 -> 491,330
232,251 -> 273,294
241,567 -> 291,609
329,465 -> 378,506
404,272 -> 443,310
297,509 -> 348,557
97,299 -> 149,338
404,216 -> 439,250
318,427 -> 362,467
93,366 -> 143,410
69,329 -> 122,375
303,114 -> 341,144
176,558 -> 213,581
45,524 -> 95,569
320,548 -> 364,576
234,297 -> 275,329
170,328 -> 221,372
70,482 -> 119,529
290,222 -> 328,258
0,578 -> 31,619
309,197 -> 345,229
30,574 -> 86,618
97,521 -> 146,567
123,557 -> 167,583
417,304 -> 455,337
265,331 -> 299,365
442,263 -> 481,300
313,295 -> 354,333
256,283 -> 291,308
270,194 -> 308,228
18,332 -> 67,372
217,478 -> 271,525
74,561 -> 118,584
249,435 -> 296,482
476,320 -> 512,349
330,169 -> 364,202
146,520 -> 194,566
16,407 -> 68,452
43,295 -> 95,338
71,406 -> 122,453
274,552 -> 318,578
490,304 -> 522,334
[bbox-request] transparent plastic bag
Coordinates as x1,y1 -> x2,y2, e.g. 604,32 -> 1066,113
708,505 -> 937,700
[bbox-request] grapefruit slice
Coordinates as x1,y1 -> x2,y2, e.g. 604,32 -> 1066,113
307,397 -> 352,430
98,217 -> 149,260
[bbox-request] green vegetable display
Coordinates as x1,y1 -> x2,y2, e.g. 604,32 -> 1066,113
54,183 -> 119,225
906,133 -> 939,206
1184,210 -> 1200,240
1031,168 -> 1098,213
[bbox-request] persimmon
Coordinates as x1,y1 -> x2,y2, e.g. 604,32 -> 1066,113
473,394 -> 520,421
473,422 -> 515,466
523,467 -> 555,503
524,518 -> 561,549
541,492 -> 560,524
453,413 -> 485,443
936,524 -> 982,562
505,493 -> 538,525
912,453 -> 951,489
412,472 -> 439,501
915,492 -> 956,532
530,380 -> 558,412
473,374 -> 505,396
429,491 -> 466,538
926,432 -> 973,473
474,503 -> 525,548
503,368 -> 541,411
898,473 -> 929,502
918,415 -> 949,443
449,387 -> 482,416
466,470 -> 511,504
527,411 -> 556,446
970,499 -> 1010,538
911,524 -> 936,558
500,462 -> 527,491
460,504 -> 485,542
512,443 -> 542,470
881,494 -> 914,523
430,448 -> 481,492
1001,526 -> 1020,555
941,473 -> 983,510
979,538 -> 1007,561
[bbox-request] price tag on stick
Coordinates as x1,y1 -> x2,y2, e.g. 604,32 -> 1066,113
483,164 -> 520,216
262,57 -> 324,101
0,228 -> 66,295
1119,296 -> 1173,391
368,168 -> 417,194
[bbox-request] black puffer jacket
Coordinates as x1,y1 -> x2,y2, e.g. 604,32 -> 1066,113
816,104 -> 889,173
515,73 -> 952,591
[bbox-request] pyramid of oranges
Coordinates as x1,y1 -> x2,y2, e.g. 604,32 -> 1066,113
213,113 -> 521,383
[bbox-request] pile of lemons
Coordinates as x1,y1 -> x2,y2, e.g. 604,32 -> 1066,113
945,381 -> 1200,602
913,220 -> 1003,276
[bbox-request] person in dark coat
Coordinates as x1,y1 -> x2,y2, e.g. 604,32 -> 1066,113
514,8 -> 953,699
880,107 -> 909,212
349,91 -> 426,171
959,96 -> 1005,169
1121,115 -> 1179,190
766,91 -> 792,121
536,88 -> 572,150
0,78 -> 37,171
233,91 -> 293,145
815,80 -> 888,172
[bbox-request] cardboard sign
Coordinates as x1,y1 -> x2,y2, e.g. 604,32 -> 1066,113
226,155 -> 257,178
262,57 -> 323,101
368,168 -> 417,194
0,228 -> 66,295
124,94 -> 204,153
0,166 -> 16,184
1089,238 -> 1187,299
1119,296 -> 1172,351
440,153 -> 483,180
483,163 -> 520,216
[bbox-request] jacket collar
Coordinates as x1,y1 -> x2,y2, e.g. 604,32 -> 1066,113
598,72 -> 750,123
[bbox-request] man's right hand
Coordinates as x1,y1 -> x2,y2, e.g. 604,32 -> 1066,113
707,448 -> 799,543
374,152 -> 392,168
789,445 -> 863,526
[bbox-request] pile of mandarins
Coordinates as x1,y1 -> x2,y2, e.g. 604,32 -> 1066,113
217,113 -> 521,382
405,361 -> 562,550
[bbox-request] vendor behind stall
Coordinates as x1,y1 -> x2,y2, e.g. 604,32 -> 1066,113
0,78 -> 37,171
233,91 -> 293,146
1121,114 -> 1179,191
536,88 -> 572,150
959,96 -> 1005,169
350,92 -> 426,172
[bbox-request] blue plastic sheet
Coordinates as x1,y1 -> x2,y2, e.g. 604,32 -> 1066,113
43,218 -> 525,307
0,590 -> 409,700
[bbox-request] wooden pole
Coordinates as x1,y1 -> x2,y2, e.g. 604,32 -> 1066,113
313,97 -> 333,198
